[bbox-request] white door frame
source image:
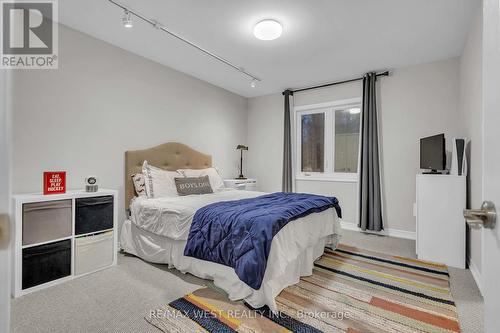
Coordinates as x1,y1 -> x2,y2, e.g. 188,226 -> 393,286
0,68 -> 11,333
481,0 -> 500,331
0,215 -> 10,333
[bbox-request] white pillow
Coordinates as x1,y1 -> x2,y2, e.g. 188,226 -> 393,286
177,167 -> 225,191
142,161 -> 181,198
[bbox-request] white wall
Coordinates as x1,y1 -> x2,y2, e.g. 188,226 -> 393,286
6,22 -> 472,241
10,25 -> 248,226
247,93 -> 283,192
246,82 -> 363,224
294,81 -> 363,224
378,58 -> 461,232
460,8 -> 483,277
247,58 -> 462,233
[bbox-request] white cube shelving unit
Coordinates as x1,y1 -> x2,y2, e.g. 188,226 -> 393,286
12,189 -> 118,297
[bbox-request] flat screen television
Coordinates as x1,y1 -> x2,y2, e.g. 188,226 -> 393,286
420,134 -> 446,174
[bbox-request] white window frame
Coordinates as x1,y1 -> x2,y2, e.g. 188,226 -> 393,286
294,98 -> 362,182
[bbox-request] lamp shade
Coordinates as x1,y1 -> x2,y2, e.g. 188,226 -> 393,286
236,145 -> 248,150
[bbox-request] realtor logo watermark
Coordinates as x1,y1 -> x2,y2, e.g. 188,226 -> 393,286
1,0 -> 58,69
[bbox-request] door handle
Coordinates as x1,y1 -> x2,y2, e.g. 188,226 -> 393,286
464,201 -> 496,229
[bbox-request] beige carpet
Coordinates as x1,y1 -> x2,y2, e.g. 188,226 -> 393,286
10,230 -> 483,332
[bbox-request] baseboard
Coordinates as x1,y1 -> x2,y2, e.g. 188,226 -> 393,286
467,256 -> 483,295
340,221 -> 416,240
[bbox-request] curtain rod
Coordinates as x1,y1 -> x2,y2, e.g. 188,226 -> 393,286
284,71 -> 390,95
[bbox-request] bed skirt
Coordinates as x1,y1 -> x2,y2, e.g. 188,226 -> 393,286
120,209 -> 340,312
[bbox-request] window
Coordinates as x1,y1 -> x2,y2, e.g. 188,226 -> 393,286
295,98 -> 361,181
334,108 -> 361,173
301,113 -> 325,172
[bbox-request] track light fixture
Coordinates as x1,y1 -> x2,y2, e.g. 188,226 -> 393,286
122,10 -> 133,28
108,0 -> 261,86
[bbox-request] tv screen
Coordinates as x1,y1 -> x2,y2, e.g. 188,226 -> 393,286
420,134 -> 445,172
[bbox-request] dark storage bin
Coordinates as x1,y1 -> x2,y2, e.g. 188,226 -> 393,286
22,200 -> 72,246
22,239 -> 71,289
75,196 -> 113,235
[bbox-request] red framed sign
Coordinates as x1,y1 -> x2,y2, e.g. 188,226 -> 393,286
43,171 -> 66,195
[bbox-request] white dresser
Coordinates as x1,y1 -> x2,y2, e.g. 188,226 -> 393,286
416,174 -> 466,268
223,178 -> 258,191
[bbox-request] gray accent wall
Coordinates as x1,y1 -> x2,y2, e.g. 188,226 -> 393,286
10,25 -> 248,227
459,8 -> 483,275
247,58 -> 462,233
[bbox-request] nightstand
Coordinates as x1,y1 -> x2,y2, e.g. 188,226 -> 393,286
223,178 -> 258,191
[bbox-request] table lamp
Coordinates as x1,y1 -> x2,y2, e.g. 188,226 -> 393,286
236,145 -> 248,179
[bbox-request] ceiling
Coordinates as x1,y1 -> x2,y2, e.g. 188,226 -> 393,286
58,0 -> 480,98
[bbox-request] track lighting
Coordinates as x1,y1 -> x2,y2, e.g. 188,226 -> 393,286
122,10 -> 133,28
109,0 -> 261,86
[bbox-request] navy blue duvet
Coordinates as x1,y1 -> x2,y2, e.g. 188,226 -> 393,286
183,192 -> 341,290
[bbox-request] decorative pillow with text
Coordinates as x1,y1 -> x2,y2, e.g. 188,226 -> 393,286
174,176 -> 213,196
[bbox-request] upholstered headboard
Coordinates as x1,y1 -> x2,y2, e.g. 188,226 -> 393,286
124,142 -> 212,210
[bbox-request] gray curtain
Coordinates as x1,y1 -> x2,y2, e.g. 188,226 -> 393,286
359,73 -> 384,231
282,90 -> 293,192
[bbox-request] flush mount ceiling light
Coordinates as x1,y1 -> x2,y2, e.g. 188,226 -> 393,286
253,19 -> 282,41
122,10 -> 133,28
108,0 -> 261,86
349,107 -> 361,114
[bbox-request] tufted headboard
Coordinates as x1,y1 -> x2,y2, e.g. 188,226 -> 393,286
124,142 -> 212,210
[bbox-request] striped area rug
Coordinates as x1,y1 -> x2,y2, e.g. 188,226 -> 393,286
146,244 -> 460,332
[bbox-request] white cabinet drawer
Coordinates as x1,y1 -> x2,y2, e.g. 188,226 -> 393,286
22,200 -> 72,246
223,179 -> 257,191
246,180 -> 257,191
75,231 -> 113,275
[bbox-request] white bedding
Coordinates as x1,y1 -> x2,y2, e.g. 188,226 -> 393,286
123,189 -> 341,311
130,189 -> 266,240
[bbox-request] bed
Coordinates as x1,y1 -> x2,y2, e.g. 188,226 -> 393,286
120,142 -> 341,311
